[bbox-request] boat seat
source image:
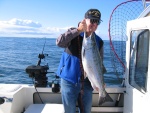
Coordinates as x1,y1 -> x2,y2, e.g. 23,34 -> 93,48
24,104 -> 64,113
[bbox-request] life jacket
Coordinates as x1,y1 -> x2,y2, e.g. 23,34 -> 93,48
56,32 -> 103,84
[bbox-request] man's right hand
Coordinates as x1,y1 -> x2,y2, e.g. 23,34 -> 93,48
77,19 -> 87,33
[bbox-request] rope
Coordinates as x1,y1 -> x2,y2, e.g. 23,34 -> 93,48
77,35 -> 84,113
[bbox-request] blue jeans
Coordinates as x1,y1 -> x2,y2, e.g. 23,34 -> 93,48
61,78 -> 93,113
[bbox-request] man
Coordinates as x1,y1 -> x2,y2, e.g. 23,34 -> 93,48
56,9 -> 104,113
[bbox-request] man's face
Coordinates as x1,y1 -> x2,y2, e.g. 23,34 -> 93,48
85,18 -> 99,34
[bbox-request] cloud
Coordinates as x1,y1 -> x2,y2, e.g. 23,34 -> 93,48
0,18 -> 69,38
2,18 -> 42,28
0,18 -> 107,39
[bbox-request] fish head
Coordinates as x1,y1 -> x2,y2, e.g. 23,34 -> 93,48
89,32 -> 96,42
82,32 -> 96,48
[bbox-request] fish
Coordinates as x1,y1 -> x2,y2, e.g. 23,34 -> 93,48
81,32 -> 113,105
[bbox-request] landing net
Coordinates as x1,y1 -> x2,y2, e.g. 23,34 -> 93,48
108,0 -> 144,82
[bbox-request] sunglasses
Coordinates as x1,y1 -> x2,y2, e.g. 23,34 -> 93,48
90,19 -> 100,25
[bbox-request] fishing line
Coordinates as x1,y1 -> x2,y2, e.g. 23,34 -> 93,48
32,78 -> 44,104
34,37 -> 47,104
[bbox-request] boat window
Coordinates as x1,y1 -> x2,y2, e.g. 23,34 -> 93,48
129,29 -> 149,93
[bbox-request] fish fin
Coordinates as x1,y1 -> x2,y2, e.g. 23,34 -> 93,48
105,92 -> 113,102
83,49 -> 85,57
81,47 -> 85,58
83,71 -> 87,79
98,92 -> 113,105
90,82 -> 98,91
98,96 -> 106,105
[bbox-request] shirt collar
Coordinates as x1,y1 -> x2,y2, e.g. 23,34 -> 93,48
80,32 -> 96,37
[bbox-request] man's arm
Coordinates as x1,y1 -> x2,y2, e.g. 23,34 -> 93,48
56,20 -> 86,48
56,28 -> 79,48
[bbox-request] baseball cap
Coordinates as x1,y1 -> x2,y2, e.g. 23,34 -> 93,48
85,9 -> 101,21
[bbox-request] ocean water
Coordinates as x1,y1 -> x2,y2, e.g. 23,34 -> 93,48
0,37 -> 124,86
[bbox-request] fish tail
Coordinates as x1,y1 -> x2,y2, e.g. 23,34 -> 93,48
98,92 -> 113,105
105,92 -> 113,102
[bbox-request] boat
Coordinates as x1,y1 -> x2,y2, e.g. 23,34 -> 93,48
0,1 -> 150,113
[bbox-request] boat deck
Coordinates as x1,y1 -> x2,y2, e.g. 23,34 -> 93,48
0,84 -> 125,113
24,103 -> 123,113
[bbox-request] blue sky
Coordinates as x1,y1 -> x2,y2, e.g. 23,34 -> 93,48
0,0 -> 131,39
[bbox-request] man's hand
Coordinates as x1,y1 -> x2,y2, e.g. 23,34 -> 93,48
77,19 -> 87,33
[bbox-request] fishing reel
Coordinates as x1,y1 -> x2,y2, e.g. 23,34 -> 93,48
26,53 -> 49,87
0,97 -> 5,105
49,75 -> 60,93
26,53 -> 61,93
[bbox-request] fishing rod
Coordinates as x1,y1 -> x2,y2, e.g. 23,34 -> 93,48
26,37 -> 49,88
37,37 -> 48,66
25,37 -> 60,104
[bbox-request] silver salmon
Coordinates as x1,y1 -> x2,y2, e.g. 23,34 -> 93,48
81,32 -> 113,105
